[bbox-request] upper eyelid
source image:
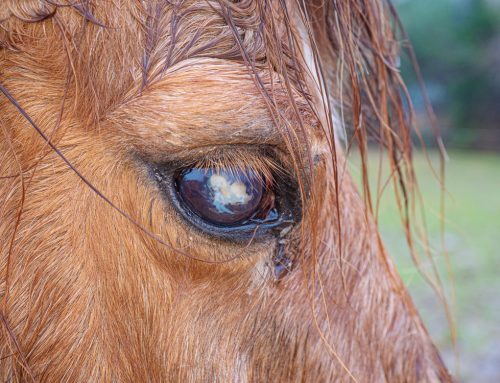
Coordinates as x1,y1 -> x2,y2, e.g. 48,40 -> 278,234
104,61 -> 287,153
144,144 -> 287,177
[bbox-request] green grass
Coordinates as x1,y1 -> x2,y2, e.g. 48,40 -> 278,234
349,149 -> 500,382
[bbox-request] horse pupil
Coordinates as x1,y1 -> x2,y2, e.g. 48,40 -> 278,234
177,168 -> 265,226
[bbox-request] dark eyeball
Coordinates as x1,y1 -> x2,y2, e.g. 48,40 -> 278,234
175,168 -> 275,226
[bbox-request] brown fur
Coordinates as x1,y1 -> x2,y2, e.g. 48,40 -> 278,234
0,1 -> 451,381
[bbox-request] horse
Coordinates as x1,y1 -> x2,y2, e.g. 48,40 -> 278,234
0,0 -> 452,381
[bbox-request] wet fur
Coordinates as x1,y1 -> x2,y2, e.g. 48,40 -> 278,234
0,1 -> 451,382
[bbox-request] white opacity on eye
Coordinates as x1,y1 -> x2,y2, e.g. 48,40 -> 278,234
209,174 -> 252,213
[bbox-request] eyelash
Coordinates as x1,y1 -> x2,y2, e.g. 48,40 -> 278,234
150,149 -> 300,242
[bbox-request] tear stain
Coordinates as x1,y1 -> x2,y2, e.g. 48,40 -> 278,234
272,225 -> 294,280
273,243 -> 293,279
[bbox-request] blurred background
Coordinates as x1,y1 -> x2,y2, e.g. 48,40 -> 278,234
357,0 -> 500,381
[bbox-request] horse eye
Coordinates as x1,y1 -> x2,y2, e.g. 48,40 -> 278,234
175,168 -> 276,226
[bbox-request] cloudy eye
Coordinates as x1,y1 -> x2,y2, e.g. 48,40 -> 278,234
175,168 -> 276,226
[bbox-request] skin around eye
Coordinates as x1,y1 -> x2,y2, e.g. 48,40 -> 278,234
176,168 -> 268,226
